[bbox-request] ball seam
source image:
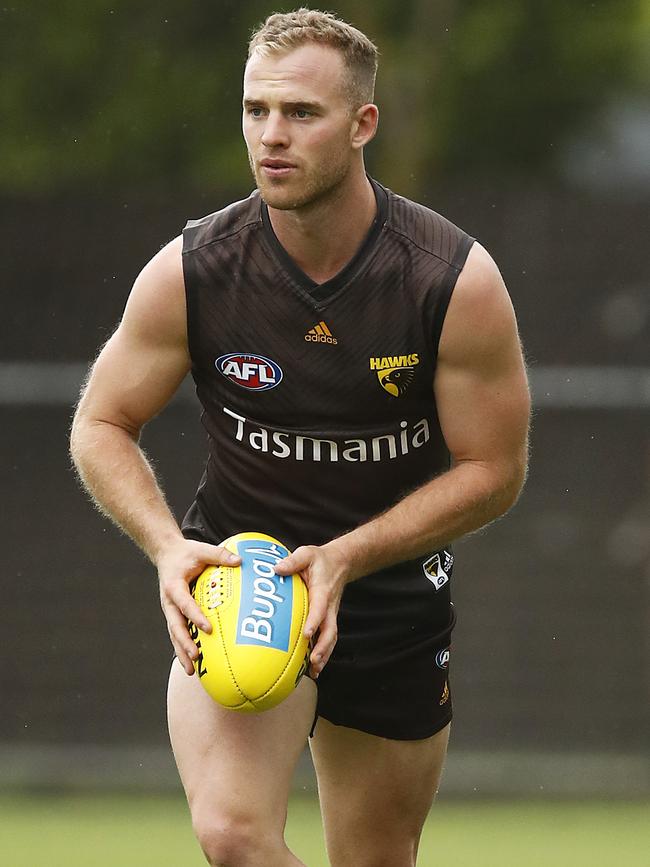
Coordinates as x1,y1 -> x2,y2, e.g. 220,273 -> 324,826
217,607 -> 249,708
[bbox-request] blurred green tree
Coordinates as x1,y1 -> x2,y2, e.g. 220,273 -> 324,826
0,0 -> 646,196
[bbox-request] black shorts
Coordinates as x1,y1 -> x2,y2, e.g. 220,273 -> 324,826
314,555 -> 456,741
183,525 -> 455,741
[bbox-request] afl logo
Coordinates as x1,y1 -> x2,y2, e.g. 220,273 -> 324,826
216,353 -> 283,391
435,648 -> 450,670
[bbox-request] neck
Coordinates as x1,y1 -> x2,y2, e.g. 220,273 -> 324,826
267,169 -> 377,284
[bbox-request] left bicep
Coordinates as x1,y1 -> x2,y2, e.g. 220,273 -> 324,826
434,243 -> 530,475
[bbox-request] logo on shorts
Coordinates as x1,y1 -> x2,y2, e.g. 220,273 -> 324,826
422,549 -> 454,591
215,353 -> 283,391
439,681 -> 450,705
435,647 -> 450,670
369,354 -> 420,397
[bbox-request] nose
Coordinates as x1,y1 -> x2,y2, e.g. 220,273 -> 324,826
260,111 -> 290,149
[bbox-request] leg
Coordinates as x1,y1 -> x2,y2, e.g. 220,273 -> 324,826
167,659 -> 317,867
310,719 -> 450,867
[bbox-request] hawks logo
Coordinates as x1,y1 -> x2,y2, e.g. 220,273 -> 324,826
215,353 -> 283,391
422,549 -> 454,591
369,354 -> 419,397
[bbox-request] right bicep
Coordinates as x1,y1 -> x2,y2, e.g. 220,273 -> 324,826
75,236 -> 191,434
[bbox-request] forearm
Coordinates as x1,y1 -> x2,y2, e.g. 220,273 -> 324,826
328,457 -> 525,581
70,417 -> 183,563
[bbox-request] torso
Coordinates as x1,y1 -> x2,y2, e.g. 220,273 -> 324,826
181,180 -> 474,560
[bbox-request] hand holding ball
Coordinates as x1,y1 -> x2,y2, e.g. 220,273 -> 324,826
188,532 -> 310,712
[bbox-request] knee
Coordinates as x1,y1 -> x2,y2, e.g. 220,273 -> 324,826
192,811 -> 262,866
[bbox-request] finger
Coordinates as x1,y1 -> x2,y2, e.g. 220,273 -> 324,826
174,589 -> 213,634
167,604 -> 200,656
303,585 -> 328,639
191,541 -> 241,568
310,612 -> 338,676
274,545 -> 313,576
163,581 -> 212,634
165,608 -> 198,676
177,647 -> 196,677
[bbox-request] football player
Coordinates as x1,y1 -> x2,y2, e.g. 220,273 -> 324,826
71,9 -> 530,866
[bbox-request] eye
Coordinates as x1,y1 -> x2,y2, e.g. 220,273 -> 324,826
293,108 -> 312,119
247,106 -> 266,118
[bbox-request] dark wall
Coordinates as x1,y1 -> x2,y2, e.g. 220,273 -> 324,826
2,182 -> 648,753
4,181 -> 648,365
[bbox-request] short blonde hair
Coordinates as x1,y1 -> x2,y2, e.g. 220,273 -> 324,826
247,8 -> 379,107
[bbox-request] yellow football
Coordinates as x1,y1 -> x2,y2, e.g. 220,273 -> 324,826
188,531 -> 310,712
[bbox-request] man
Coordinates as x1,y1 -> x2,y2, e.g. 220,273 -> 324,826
71,9 -> 530,867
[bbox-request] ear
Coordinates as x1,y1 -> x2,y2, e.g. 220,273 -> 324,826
350,103 -> 379,150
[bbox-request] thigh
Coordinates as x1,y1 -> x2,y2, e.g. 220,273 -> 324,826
167,658 -> 317,830
310,719 -> 450,867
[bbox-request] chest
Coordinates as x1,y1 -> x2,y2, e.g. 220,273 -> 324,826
195,270 -> 435,426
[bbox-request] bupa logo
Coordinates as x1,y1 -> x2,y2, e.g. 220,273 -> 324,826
236,539 -> 293,651
435,647 -> 450,670
216,353 -> 283,391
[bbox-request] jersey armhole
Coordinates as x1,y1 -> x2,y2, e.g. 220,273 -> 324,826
181,226 -> 201,367
431,235 -> 476,355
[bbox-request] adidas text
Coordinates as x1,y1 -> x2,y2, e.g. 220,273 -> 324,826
305,321 -> 338,345
305,333 -> 338,344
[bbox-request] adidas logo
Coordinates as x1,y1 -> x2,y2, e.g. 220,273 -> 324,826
305,321 -> 338,345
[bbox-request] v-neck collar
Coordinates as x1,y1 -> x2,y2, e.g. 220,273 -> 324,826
260,178 -> 388,304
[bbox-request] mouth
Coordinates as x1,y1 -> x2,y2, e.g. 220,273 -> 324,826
259,158 -> 296,178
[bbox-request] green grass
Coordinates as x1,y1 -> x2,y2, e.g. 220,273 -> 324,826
0,794 -> 648,866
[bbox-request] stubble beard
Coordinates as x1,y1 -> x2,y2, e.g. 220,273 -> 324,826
248,149 -> 352,213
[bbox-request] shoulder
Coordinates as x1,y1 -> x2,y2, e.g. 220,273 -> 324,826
439,242 -> 519,363
183,190 -> 262,253
121,235 -> 187,347
449,242 -> 510,316
380,183 -> 474,269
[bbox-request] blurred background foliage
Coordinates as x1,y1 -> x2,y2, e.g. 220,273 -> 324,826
1,0 -> 648,197
1,0 -> 649,804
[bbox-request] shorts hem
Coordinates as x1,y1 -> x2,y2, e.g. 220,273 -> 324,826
315,708 -> 453,741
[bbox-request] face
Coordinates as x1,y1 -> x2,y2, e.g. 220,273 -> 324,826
243,43 -> 362,211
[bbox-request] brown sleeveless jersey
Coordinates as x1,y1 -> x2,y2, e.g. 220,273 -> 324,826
181,180 -> 474,554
